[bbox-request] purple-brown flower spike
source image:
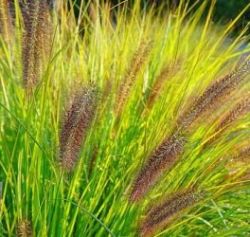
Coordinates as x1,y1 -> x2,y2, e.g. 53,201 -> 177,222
217,97 -> 250,130
204,96 -> 250,146
115,40 -> 152,116
0,0 -> 13,43
130,132 -> 186,202
179,59 -> 250,129
22,0 -> 52,90
17,219 -> 32,237
130,59 -> 250,202
59,86 -> 98,172
139,188 -> 202,237
146,61 -> 181,110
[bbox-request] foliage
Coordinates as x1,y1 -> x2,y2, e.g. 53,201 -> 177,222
0,0 -> 249,236
73,0 -> 250,35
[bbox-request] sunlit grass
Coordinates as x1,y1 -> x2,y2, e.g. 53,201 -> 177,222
0,1 -> 249,236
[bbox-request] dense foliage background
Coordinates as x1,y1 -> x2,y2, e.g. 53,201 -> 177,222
1,1 -> 250,236
73,0 -> 250,33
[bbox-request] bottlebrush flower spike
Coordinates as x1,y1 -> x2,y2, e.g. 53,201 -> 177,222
229,145 -> 250,165
226,145 -> 250,182
0,0 -> 13,42
179,59 -> 250,129
204,96 -> 250,146
22,0 -> 52,90
235,146 -> 250,163
59,86 -> 98,172
130,132 -> 186,202
139,188 -> 202,237
115,40 -> 152,116
146,61 -> 181,110
130,59 -> 250,202
17,219 -> 32,237
217,97 -> 250,130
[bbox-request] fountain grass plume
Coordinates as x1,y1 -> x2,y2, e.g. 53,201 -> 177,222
229,145 -> 250,167
17,219 -> 32,237
0,0 -> 13,42
130,58 -> 250,202
225,144 -> 250,183
178,59 -> 250,129
22,0 -> 52,90
217,96 -> 250,130
115,40 -> 152,116
59,85 -> 98,172
139,188 -> 203,237
201,96 -> 250,147
235,146 -> 250,163
146,61 -> 181,110
130,132 -> 186,202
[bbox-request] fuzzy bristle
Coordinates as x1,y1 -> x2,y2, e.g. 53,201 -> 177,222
130,132 -> 185,202
218,97 -> 250,130
140,189 -> 202,237
231,145 -> 250,164
22,0 -> 52,90
59,86 -> 98,172
130,58 -> 250,202
226,145 -> 250,182
146,61 -> 181,109
179,60 -> 250,129
115,40 -> 152,116
0,0 -> 13,42
17,220 -> 32,237
204,96 -> 250,146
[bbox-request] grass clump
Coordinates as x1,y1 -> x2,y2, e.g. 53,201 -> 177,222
0,0 -> 249,236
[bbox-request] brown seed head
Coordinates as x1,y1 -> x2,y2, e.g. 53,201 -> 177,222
140,188 -> 202,237
146,61 -> 181,110
218,97 -> 250,130
59,86 -> 98,172
179,60 -> 250,129
17,219 -> 32,237
115,40 -> 152,116
22,0 -> 52,90
0,0 -> 13,42
204,96 -> 250,147
130,132 -> 186,202
230,145 -> 250,165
